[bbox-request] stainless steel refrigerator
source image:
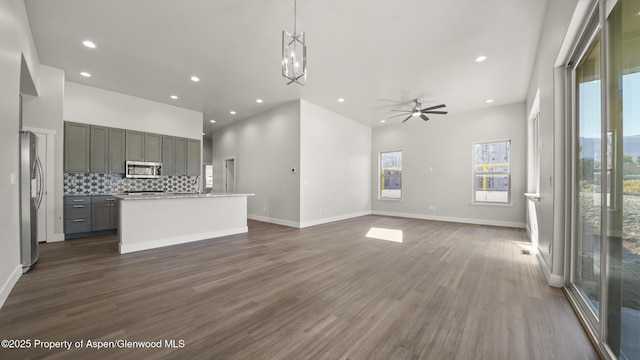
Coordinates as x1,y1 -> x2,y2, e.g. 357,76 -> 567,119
20,130 -> 44,273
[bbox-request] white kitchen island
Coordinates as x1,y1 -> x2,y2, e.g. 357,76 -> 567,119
115,193 -> 254,254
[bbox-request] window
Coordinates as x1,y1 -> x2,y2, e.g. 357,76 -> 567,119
473,140 -> 511,203
380,151 -> 402,199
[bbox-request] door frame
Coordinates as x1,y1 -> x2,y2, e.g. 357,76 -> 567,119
22,126 -> 60,243
223,156 -> 237,193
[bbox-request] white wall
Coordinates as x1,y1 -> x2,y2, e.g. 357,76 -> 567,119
211,101 -> 301,226
64,82 -> 203,140
22,65 -> 65,241
525,0 -> 583,286
372,103 -> 527,228
0,0 -> 40,308
299,100 -> 371,227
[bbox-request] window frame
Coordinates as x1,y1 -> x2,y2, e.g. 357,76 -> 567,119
378,150 -> 402,200
472,140 -> 512,204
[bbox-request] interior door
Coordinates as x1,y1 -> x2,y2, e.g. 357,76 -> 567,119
224,158 -> 236,193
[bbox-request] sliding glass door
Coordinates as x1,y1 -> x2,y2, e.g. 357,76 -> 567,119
569,0 -> 640,359
604,1 -> 640,358
575,33 -> 603,319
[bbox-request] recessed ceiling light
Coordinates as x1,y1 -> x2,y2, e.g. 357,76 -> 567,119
256,99 -> 263,103
190,76 -> 200,82
338,98 -> 345,102
230,111 -> 236,115
210,120 -> 216,123
82,40 -> 96,49
170,95 -> 178,100
380,120 -> 386,123
486,99 -> 494,103
202,132 -> 205,136
475,55 -> 487,62
80,72 -> 91,77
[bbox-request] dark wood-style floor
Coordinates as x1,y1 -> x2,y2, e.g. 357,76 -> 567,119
1,216 -> 598,360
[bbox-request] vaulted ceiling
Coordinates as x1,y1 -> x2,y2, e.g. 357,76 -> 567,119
24,0 -> 549,135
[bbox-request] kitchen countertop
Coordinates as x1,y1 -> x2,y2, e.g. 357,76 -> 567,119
113,192 -> 255,201
64,193 -> 114,196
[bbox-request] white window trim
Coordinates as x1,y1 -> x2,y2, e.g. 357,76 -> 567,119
472,139 -> 512,205
378,150 -> 403,200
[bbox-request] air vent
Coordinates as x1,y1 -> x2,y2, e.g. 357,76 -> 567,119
521,249 -> 531,255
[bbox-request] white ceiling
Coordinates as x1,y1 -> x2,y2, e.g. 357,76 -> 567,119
24,0 -> 549,135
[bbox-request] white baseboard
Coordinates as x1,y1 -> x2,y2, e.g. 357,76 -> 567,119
536,251 -> 564,288
247,214 -> 300,228
48,233 -> 65,243
299,211 -> 372,228
0,265 -> 22,310
119,226 -> 248,254
371,210 -> 526,229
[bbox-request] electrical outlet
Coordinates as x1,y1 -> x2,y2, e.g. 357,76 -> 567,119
263,206 -> 267,212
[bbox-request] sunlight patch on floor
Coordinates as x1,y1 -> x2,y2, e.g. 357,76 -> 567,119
366,227 -> 403,243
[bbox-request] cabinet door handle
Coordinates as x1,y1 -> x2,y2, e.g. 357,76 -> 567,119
105,199 -> 116,201
73,205 -> 84,208
73,199 -> 85,202
72,219 -> 85,222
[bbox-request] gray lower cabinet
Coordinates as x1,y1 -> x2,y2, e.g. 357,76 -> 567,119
64,196 -> 92,234
91,196 -> 118,231
65,195 -> 118,236
64,122 -> 91,172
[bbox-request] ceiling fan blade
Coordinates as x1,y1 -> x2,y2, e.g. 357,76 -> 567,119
422,110 -> 448,115
421,104 -> 446,111
420,114 -> 430,121
389,109 -> 412,112
387,112 -> 412,119
402,115 -> 413,123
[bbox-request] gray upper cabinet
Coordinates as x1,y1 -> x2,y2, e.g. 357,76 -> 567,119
90,126 -> 108,173
90,126 -> 125,174
125,130 -> 145,161
144,133 -> 163,162
65,122 -> 196,177
162,136 -> 175,176
64,122 -> 91,172
174,137 -> 187,176
187,139 -> 201,176
125,130 -> 162,162
108,128 -> 125,173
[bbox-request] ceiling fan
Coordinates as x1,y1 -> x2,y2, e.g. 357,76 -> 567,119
387,99 -> 448,123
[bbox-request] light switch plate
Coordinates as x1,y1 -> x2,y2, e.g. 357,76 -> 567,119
10,173 -> 16,185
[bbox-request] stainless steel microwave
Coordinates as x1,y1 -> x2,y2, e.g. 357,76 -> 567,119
125,161 -> 163,178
